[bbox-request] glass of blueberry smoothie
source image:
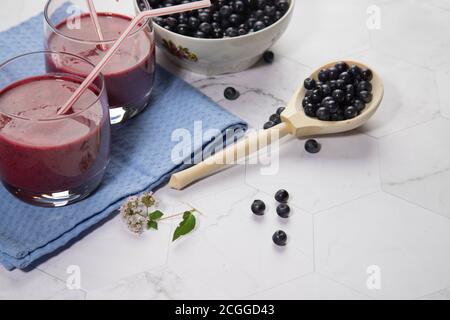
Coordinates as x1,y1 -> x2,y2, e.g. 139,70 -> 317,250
44,0 -> 155,124
0,51 -> 111,207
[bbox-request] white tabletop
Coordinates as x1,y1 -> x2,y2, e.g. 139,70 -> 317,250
1,0 -> 450,300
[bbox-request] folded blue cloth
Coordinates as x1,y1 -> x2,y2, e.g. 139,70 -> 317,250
0,13 -> 247,270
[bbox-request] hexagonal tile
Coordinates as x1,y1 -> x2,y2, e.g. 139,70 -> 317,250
370,0 -> 450,70
350,50 -> 439,138
246,134 -> 380,213
275,0 -> 371,67
35,215 -> 173,291
315,192 -> 450,299
436,67 -> 450,119
168,190 -> 314,298
379,118 -> 450,218
0,267 -> 85,299
247,273 -> 370,300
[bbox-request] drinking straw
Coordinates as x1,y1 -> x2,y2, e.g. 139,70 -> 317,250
58,0 -> 211,115
86,0 -> 106,50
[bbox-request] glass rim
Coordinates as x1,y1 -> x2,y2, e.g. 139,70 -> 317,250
0,50 -> 107,122
44,0 -> 152,44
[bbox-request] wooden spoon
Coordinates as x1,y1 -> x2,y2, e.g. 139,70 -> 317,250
169,60 -> 384,190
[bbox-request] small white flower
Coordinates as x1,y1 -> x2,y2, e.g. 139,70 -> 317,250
125,213 -> 148,235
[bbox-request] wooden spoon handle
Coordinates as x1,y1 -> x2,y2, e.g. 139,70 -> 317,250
169,122 -> 291,190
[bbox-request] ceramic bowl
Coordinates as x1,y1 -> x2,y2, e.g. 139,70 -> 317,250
134,0 -> 295,75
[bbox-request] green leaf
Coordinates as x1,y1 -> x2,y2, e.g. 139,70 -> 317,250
149,210 -> 164,220
148,220 -> 158,230
172,211 -> 196,241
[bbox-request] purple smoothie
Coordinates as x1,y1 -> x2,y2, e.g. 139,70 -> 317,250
46,13 -> 155,120
0,74 -> 110,198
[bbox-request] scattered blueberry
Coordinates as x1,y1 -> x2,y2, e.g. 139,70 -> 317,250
263,50 -> 275,63
263,121 -> 275,129
272,230 -> 287,246
275,189 -> 289,203
276,106 -> 286,115
305,139 -> 321,153
224,86 -> 240,100
269,113 -> 281,124
276,203 -> 290,218
251,199 -> 266,215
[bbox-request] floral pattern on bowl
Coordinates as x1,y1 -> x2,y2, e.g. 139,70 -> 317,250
162,39 -> 198,62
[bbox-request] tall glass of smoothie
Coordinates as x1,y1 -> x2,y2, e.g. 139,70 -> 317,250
44,0 -> 155,124
0,51 -> 111,207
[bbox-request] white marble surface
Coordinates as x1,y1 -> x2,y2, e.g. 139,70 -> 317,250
1,0 -> 450,300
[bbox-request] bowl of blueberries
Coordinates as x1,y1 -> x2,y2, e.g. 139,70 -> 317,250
135,0 -> 294,75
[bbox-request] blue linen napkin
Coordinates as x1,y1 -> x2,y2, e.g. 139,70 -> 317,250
0,13 -> 247,270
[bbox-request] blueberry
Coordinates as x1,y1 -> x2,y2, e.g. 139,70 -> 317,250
358,90 -> 373,103
349,65 -> 362,78
251,199 -> 266,215
345,84 -> 355,95
194,30 -> 207,38
225,27 -> 239,37
318,69 -> 329,82
344,106 -> 358,119
326,99 -> 339,113
304,104 -> 316,117
344,93 -> 354,105
199,22 -> 212,35
316,106 -> 331,121
335,61 -> 349,73
234,0 -> 246,13
311,93 -> 322,104
188,16 -> 199,29
238,28 -> 247,35
263,50 -> 275,63
166,16 -> 178,27
304,78 -> 316,90
253,20 -> 266,31
275,189 -> 289,203
198,12 -> 210,23
361,68 -> 373,81
276,106 -> 285,115
269,113 -> 281,124
331,111 -> 345,121
354,99 -> 365,112
176,24 -> 189,35
321,96 -> 334,108
305,139 -> 321,153
332,89 -> 345,103
357,81 -> 372,93
264,5 -> 276,17
212,28 -> 224,38
272,230 -> 287,246
229,13 -> 241,26
276,203 -> 290,218
277,0 -> 289,13
321,84 -> 332,96
328,80 -> 337,91
328,67 -> 339,80
339,71 -> 353,84
178,13 -> 189,24
336,79 -> 346,90
263,121 -> 275,129
224,87 -> 240,100
219,5 -> 232,17
302,96 -> 311,107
